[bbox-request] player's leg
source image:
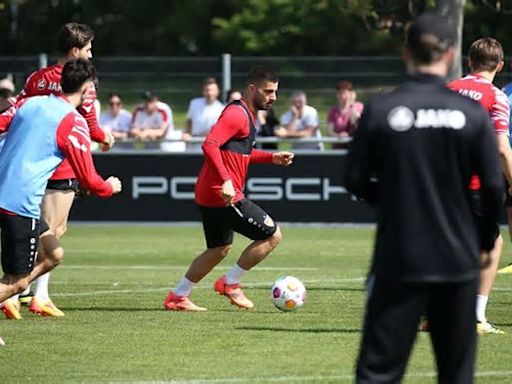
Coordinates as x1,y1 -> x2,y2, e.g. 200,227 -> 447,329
428,280 -> 477,384
355,277 -> 426,383
164,206 -> 234,312
477,235 -> 504,334
0,214 -> 43,319
214,199 -> 282,309
497,201 -> 512,274
29,184 -> 75,317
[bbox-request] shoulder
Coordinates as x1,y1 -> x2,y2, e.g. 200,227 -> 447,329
120,109 -> 132,118
304,105 -> 318,115
190,97 -> 204,108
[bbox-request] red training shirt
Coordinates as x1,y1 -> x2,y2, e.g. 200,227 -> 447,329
448,74 -> 510,190
195,100 -> 273,207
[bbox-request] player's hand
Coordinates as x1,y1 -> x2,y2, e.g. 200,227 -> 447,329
100,132 -> 115,152
106,176 -> 122,194
182,132 -> 192,142
221,180 -> 236,206
272,151 -> 294,166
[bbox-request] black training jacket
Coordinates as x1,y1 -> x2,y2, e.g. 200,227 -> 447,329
345,73 -> 504,283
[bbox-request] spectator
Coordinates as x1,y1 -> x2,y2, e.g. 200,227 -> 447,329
0,78 -> 15,113
186,77 -> 224,150
256,108 -> 279,150
226,89 -> 242,103
131,91 -> 172,141
327,81 -> 364,149
99,93 -> 132,139
276,91 -> 323,150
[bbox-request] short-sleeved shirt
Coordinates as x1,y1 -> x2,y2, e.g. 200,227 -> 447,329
132,101 -> 173,131
187,97 -> 224,136
327,102 -> 364,136
448,74 -> 510,190
280,105 -> 322,150
100,109 -> 132,134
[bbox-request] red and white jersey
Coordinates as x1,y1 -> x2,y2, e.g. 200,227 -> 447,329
16,64 -> 106,180
448,74 -> 510,190
448,74 -> 510,135
132,101 -> 173,130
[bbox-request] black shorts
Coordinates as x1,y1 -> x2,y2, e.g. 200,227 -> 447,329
469,191 -> 500,250
199,199 -> 278,249
0,214 -> 47,275
46,178 -> 79,192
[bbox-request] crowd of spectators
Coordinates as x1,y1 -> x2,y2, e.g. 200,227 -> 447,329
0,76 -> 364,152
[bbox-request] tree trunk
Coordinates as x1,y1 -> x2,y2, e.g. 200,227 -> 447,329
436,0 -> 466,81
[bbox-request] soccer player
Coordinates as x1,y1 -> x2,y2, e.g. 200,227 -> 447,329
2,22 -> 115,318
0,59 -> 121,328
163,67 -> 294,311
347,12 -> 503,383
447,37 -> 512,334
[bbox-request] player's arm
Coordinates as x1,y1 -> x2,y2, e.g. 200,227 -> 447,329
490,92 -> 512,189
473,111 -> 505,251
250,149 -> 294,166
344,102 -> 378,205
496,135 -> 512,188
56,113 -> 121,197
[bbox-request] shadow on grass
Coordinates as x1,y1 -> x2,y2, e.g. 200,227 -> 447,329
61,307 -> 163,312
249,286 -> 365,292
236,326 -> 361,334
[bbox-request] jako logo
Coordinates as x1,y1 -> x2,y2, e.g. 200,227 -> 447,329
388,106 -> 466,132
132,177 -> 350,202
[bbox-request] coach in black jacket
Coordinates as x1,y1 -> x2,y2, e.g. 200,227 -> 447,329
346,12 -> 504,384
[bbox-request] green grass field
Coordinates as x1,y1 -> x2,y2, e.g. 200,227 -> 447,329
1,225 -> 512,383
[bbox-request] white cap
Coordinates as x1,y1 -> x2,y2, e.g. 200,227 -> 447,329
0,78 -> 15,92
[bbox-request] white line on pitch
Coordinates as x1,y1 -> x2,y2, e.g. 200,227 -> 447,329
114,370 -> 512,384
61,265 -> 319,271
50,278 -> 365,297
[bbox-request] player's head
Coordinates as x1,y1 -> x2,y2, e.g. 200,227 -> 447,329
142,91 -> 159,113
58,22 -> 95,60
61,58 -> 96,107
202,77 -> 220,103
291,91 -> 307,110
468,38 -> 504,74
404,12 -> 455,76
246,66 -> 279,110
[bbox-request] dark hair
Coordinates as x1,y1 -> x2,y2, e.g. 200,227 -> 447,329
57,23 -> 95,54
142,91 -> 158,102
469,38 -> 504,72
247,66 -> 279,85
108,92 -> 122,101
336,81 -> 353,92
203,77 -> 218,87
61,58 -> 96,94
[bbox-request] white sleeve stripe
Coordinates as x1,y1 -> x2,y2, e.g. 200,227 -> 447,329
68,135 -> 88,152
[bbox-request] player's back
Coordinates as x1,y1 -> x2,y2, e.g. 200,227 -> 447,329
350,75 -> 501,281
0,95 -> 75,218
20,64 -> 63,98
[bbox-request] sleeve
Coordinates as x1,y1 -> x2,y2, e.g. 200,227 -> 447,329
56,113 -> 113,198
490,90 -> 510,136
77,83 -> 107,143
187,100 -> 194,119
0,98 -> 28,133
280,111 -> 291,126
201,106 -> 245,182
344,101 -> 379,205
18,71 -> 38,98
304,108 -> 319,126
472,110 -> 505,251
250,149 -> 273,164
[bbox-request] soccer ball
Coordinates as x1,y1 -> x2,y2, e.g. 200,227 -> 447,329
270,276 -> 306,312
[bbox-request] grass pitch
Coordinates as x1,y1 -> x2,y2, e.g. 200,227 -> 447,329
1,225 -> 511,383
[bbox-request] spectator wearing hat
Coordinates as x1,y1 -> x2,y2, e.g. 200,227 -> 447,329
131,91 -> 173,141
327,81 -> 364,149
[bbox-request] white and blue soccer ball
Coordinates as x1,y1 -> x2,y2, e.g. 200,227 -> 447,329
270,276 -> 306,312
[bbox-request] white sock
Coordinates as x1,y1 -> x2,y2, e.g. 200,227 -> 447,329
174,277 -> 195,297
476,294 -> 488,322
11,294 -> 19,302
20,285 -> 31,296
35,273 -> 50,301
225,264 -> 248,285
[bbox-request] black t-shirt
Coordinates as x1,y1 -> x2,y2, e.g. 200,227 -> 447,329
345,74 -> 504,282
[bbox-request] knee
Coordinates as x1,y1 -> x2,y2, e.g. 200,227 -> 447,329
268,226 -> 282,248
50,247 -> 64,267
213,244 -> 232,259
